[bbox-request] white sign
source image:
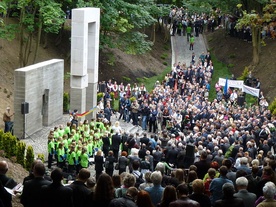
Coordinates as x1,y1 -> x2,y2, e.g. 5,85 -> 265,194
218,78 -> 260,97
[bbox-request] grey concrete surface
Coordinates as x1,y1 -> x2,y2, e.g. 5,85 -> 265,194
171,33 -> 207,67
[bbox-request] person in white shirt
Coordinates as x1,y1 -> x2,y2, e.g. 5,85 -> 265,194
230,90 -> 238,104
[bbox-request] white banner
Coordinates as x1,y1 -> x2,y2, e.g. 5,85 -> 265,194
218,78 -> 244,89
242,85 -> 260,97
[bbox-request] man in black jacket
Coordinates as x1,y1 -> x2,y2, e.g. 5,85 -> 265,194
109,187 -> 138,207
68,168 -> 92,207
21,162 -> 52,207
112,132 -> 122,162
41,168 -> 74,207
0,161 -> 18,207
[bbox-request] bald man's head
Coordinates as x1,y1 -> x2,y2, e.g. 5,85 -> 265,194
0,161 -> 8,174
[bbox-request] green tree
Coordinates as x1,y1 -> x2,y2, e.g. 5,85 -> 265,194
0,0 -> 65,67
25,146 -> 34,171
236,2 -> 276,65
16,141 -> 26,167
77,0 -> 158,55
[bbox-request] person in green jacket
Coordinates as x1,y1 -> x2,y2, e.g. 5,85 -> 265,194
57,142 -> 66,169
67,145 -> 77,174
186,24 -> 192,41
80,147 -> 89,169
189,35 -> 195,50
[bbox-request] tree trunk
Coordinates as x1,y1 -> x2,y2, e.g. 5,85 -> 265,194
33,13 -> 42,64
151,23 -> 156,44
19,7 -> 25,67
251,26 -> 260,65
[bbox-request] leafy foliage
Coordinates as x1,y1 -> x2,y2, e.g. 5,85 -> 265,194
269,97 -> 276,115
25,146 -> 34,171
16,141 -> 26,167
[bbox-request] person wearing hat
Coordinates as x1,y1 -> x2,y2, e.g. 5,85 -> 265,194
3,106 -> 14,133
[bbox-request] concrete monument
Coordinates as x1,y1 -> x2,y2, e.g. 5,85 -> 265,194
14,59 -> 64,138
70,8 -> 100,119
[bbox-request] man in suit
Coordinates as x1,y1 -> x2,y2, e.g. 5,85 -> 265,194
234,177 -> 256,207
112,132 -> 121,162
139,132 -> 150,146
21,162 -> 52,207
41,168 -> 74,207
68,168 -> 92,207
0,161 -> 18,207
194,151 -> 211,179
104,103 -> 112,123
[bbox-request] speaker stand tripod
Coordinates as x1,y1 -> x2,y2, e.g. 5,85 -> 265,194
20,114 -> 34,142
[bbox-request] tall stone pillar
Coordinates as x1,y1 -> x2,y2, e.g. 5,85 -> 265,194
70,8 -> 100,120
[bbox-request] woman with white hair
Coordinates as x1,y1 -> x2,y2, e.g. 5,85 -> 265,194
111,121 -> 122,135
256,181 -> 276,207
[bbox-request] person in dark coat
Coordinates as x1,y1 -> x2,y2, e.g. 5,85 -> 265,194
68,168 -> 92,207
0,161 -> 18,207
118,151 -> 129,174
214,183 -> 244,207
94,150 -> 104,181
140,133 -> 150,146
194,151 -> 211,179
41,168 -> 74,207
20,162 -> 52,207
166,144 -> 178,168
112,132 -> 121,161
104,103 -> 112,123
105,151 -> 116,177
169,183 -> 200,207
102,133 -> 111,158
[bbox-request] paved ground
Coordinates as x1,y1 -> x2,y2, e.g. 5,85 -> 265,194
171,33 -> 207,67
22,31 -> 207,176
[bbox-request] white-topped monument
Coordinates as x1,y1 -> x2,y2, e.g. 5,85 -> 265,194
70,8 -> 100,119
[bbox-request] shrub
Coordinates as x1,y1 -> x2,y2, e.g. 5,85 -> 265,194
163,62 -> 168,65
2,133 -> 17,158
122,76 -> 131,82
229,54 -> 236,58
110,92 -> 115,109
16,141 -> 26,167
163,45 -> 169,50
269,98 -> 276,115
25,146 -> 34,171
0,130 -> 4,149
238,66 -> 250,81
63,92 -> 70,113
227,63 -> 234,68
160,53 -> 168,59
97,92 -> 104,102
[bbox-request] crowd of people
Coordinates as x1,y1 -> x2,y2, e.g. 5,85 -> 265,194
2,7 -> 276,207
